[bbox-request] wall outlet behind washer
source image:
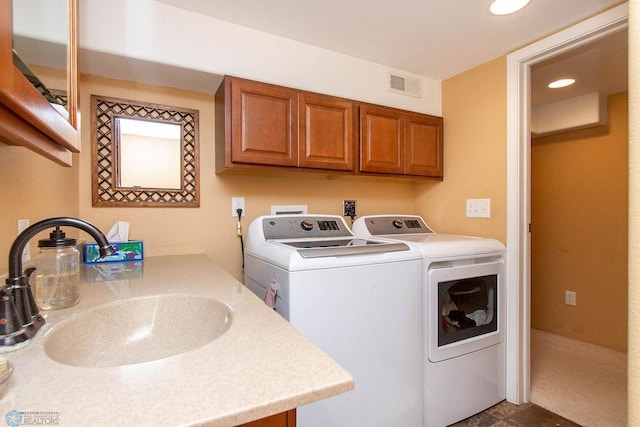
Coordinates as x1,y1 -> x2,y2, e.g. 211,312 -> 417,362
232,197 -> 245,217
343,200 -> 357,217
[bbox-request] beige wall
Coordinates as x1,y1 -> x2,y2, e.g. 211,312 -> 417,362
531,92 -> 628,352
76,74 -> 419,282
415,57 -> 507,243
0,145 -> 79,266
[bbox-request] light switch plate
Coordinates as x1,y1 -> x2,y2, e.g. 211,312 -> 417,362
466,199 -> 491,218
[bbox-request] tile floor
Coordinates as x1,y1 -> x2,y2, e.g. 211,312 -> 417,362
451,400 -> 581,426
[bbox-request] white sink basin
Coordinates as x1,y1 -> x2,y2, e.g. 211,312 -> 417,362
44,294 -> 232,368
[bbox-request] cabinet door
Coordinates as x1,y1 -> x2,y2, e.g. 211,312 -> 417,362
359,104 -> 403,174
0,0 -> 78,166
237,409 -> 296,427
230,78 -> 298,167
404,112 -> 443,177
299,92 -> 355,171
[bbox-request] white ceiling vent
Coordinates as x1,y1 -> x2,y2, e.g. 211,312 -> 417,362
389,73 -> 421,98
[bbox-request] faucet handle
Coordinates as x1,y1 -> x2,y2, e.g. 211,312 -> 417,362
24,267 -> 36,281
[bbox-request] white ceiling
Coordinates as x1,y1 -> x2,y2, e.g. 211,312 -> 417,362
530,28 -> 627,106
154,0 -> 623,82
17,0 -> 628,108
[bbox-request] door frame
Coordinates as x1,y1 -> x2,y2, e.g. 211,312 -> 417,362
505,3 -> 629,403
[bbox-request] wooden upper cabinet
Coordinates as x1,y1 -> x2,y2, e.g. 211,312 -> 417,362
299,92 -> 355,171
230,77 -> 298,167
405,112 -> 443,177
360,104 -> 404,174
360,104 -> 443,179
0,0 -> 79,166
216,76 -> 442,179
217,76 -> 356,173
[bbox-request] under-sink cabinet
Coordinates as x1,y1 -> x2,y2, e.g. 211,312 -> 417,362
238,409 -> 296,427
360,103 -> 443,178
216,76 -> 356,173
0,0 -> 79,166
215,75 -> 443,180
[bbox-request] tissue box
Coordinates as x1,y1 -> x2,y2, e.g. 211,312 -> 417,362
84,241 -> 144,264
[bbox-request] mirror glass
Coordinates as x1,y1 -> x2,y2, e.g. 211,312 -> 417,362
12,0 -> 69,119
116,118 -> 182,190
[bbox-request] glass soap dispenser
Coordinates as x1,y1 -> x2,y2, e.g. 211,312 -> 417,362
34,227 -> 80,310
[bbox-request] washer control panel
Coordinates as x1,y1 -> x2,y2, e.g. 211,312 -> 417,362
262,215 -> 352,239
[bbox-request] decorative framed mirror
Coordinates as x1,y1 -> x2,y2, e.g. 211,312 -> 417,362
91,95 -> 199,207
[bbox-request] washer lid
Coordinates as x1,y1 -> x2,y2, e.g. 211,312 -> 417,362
260,216 -> 410,257
278,238 -> 410,258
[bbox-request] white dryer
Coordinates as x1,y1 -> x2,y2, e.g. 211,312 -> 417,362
352,215 -> 506,427
244,215 -> 424,427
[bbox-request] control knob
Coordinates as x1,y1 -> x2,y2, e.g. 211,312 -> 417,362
392,219 -> 404,229
300,220 -> 314,231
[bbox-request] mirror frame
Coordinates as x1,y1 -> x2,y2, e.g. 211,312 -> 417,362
91,95 -> 200,207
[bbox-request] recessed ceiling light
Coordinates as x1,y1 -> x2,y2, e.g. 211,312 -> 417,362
548,78 -> 576,89
489,0 -> 530,15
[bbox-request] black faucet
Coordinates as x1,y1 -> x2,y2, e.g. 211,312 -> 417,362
1,217 -> 115,348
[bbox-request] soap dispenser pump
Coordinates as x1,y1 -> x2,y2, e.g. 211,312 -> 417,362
34,226 -> 80,310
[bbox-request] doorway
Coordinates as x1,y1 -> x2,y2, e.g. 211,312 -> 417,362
528,32 -> 628,425
504,2 -> 628,405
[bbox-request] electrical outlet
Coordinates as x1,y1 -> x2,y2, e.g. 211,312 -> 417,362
565,290 -> 576,306
343,200 -> 357,218
232,197 -> 245,217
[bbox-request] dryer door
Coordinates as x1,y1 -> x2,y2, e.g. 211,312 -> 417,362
427,259 -> 504,362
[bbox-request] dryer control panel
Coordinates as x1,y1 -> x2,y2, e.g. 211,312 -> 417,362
358,215 -> 434,236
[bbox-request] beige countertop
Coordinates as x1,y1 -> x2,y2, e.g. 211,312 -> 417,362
0,255 -> 354,426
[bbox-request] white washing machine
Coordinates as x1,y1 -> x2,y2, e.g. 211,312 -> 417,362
244,214 -> 424,427
352,215 -> 506,427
